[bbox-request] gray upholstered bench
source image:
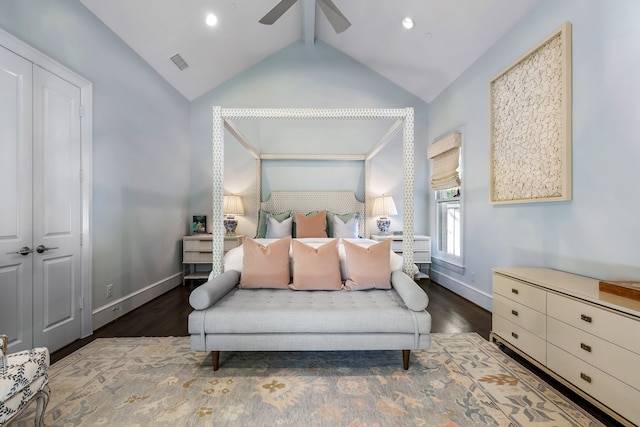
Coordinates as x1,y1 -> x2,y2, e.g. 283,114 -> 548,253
189,270 -> 431,370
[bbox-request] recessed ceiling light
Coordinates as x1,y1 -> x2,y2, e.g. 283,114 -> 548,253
402,17 -> 414,30
205,13 -> 218,26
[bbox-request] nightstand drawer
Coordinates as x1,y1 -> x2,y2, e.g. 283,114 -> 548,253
184,239 -> 213,252
389,240 -> 403,252
224,239 -> 241,251
413,239 -> 430,251
493,274 -> 546,313
413,251 -> 431,263
184,251 -> 213,263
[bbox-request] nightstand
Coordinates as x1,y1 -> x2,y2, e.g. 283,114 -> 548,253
182,234 -> 244,285
370,234 -> 431,281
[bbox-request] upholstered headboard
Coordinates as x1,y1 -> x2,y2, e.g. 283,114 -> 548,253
261,191 -> 366,237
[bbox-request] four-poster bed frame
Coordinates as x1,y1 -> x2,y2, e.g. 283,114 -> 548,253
211,107 -> 416,276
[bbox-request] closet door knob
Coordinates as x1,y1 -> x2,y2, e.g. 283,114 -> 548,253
36,245 -> 59,254
7,246 -> 33,256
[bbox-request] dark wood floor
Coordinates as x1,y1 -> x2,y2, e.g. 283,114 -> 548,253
51,279 -> 621,426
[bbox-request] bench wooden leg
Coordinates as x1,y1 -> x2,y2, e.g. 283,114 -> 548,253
211,351 -> 220,371
402,350 -> 410,370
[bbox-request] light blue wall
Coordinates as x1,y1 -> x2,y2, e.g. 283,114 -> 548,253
0,0 -> 191,310
427,0 -> 640,309
190,40 -> 430,239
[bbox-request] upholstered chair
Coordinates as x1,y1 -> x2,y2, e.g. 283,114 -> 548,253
0,334 -> 51,426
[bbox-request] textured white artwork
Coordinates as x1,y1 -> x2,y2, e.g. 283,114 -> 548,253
490,23 -> 572,204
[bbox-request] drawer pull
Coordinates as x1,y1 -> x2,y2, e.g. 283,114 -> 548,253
580,314 -> 592,323
580,343 -> 592,353
580,372 -> 592,383
511,332 -> 519,339
511,288 -> 519,295
511,310 -> 519,317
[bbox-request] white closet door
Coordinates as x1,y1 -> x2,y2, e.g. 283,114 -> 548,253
32,65 -> 82,352
0,46 -> 34,352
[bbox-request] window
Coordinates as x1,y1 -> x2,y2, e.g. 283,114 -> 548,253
435,187 -> 462,264
429,130 -> 463,268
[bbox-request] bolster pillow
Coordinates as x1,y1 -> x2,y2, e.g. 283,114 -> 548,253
391,270 -> 429,311
189,270 -> 240,310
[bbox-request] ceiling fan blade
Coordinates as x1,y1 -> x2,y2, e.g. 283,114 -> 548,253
259,0 -> 299,25
317,0 -> 351,33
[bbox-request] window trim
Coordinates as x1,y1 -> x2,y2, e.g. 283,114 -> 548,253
433,188 -> 464,267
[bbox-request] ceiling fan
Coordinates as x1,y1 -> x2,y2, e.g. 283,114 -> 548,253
259,0 -> 351,33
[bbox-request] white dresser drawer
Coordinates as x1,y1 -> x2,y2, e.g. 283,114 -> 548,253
548,343 -> 640,426
493,293 -> 546,339
493,274 -> 546,313
493,314 -> 546,364
547,317 -> 640,390
548,292 -> 640,355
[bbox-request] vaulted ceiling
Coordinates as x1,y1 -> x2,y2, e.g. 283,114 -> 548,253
79,0 -> 539,102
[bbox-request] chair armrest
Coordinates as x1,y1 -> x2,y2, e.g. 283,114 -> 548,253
189,270 -> 240,310
391,270 -> 429,311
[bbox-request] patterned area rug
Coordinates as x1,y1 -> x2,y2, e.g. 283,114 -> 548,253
16,333 -> 604,426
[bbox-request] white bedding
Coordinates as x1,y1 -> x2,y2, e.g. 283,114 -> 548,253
218,238 -> 405,281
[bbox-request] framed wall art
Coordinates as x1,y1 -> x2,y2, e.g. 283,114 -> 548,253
489,22 -> 572,204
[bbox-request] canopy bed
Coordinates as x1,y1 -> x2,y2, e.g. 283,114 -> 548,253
189,107 -> 431,370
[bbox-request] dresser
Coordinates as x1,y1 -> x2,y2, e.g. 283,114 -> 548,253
491,267 -> 640,426
182,234 -> 244,285
371,234 -> 431,280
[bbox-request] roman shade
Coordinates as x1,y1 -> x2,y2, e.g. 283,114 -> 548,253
427,131 -> 462,190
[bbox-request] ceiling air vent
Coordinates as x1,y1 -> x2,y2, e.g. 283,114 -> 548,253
170,53 -> 189,71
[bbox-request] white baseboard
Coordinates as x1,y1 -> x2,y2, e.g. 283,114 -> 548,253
92,273 -> 183,330
430,270 -> 493,312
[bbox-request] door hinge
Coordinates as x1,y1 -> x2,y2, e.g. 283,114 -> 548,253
80,233 -> 83,246
79,105 -> 85,118
79,296 -> 84,311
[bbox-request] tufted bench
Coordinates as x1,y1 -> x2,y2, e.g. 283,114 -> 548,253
189,270 -> 431,370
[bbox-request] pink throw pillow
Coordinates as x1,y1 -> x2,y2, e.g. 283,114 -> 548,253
295,210 -> 328,238
290,238 -> 342,290
239,236 -> 291,289
343,239 -> 392,290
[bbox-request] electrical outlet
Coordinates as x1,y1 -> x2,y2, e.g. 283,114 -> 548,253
107,284 -> 113,298
471,272 -> 476,283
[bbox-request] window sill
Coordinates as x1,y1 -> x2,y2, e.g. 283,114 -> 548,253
432,256 -> 465,275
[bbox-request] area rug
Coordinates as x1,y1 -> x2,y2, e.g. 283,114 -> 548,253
15,333 -> 604,426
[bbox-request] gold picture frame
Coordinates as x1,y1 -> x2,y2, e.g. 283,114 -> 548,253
489,22 -> 572,204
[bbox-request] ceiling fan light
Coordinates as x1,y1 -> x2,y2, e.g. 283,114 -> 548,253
205,13 -> 218,26
402,17 -> 414,30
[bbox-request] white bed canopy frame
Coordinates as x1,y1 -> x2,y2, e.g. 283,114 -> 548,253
212,106 -> 416,277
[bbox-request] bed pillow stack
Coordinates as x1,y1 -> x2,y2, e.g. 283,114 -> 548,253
256,209 -> 360,238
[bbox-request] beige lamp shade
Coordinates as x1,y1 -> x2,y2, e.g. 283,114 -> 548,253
372,196 -> 398,217
223,195 -> 244,216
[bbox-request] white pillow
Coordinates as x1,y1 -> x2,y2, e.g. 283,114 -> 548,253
333,215 -> 359,238
265,214 -> 292,238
